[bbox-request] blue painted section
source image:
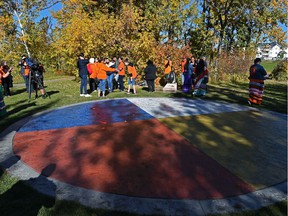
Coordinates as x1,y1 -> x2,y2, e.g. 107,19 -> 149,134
18,99 -> 154,132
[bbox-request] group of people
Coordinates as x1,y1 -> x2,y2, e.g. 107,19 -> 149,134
0,52 -> 269,118
77,54 -> 150,97
164,55 -> 209,97
19,55 -> 46,99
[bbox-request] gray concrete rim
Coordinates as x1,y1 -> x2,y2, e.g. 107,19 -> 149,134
0,98 -> 287,216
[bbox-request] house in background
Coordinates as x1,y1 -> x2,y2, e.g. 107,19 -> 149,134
256,42 -> 283,60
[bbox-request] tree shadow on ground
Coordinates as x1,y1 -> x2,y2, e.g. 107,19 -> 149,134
0,164 -> 56,216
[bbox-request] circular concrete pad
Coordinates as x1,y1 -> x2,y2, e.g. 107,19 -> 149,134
0,98 -> 287,215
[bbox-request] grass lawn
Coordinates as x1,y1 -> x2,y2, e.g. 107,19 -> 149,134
261,60 -> 281,73
0,75 -> 287,216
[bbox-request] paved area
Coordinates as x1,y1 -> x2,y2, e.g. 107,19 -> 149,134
0,98 -> 287,215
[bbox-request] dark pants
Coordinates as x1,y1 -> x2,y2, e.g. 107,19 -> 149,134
146,79 -> 155,92
80,76 -> 88,94
118,75 -> 125,91
89,78 -> 97,92
2,78 -> 11,96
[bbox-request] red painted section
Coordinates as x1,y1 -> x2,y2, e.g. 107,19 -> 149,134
14,119 -> 254,199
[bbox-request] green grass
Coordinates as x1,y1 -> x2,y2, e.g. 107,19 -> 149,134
0,77 -> 287,216
261,60 -> 280,73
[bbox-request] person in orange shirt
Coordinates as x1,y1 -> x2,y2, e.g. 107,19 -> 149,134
117,57 -> 125,91
181,57 -> 186,85
97,58 -> 117,97
87,58 -> 99,93
164,55 -> 172,82
127,62 -> 138,94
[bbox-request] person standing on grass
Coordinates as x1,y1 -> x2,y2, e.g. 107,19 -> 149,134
1,61 -> 13,97
182,58 -> 194,93
118,57 -> 125,92
127,62 -> 137,94
192,58 -> 209,97
97,58 -> 118,97
181,56 -> 186,86
164,55 -> 172,83
0,64 -> 11,116
77,53 -> 91,97
248,58 -> 270,106
144,60 -> 157,93
87,58 -> 98,93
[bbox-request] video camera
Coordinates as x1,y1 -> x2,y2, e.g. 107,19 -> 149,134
27,58 -> 43,78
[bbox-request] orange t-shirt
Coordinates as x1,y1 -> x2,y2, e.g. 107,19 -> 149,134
97,62 -> 115,79
164,60 -> 172,74
128,65 -> 137,78
24,66 -> 30,76
87,63 -> 98,79
118,61 -> 125,76
181,60 -> 186,73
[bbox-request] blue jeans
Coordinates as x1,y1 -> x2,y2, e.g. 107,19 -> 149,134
23,75 -> 31,92
80,76 -> 88,94
98,79 -> 106,92
107,74 -> 114,92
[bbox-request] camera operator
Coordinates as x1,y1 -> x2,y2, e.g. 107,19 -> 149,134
31,59 -> 46,99
18,54 -> 32,92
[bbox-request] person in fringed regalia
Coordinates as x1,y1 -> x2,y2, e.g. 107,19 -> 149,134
192,58 -> 209,96
248,58 -> 270,106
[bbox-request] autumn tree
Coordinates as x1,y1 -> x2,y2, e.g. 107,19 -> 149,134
0,0 -> 59,59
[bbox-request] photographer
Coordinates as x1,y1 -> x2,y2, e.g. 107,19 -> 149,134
19,55 -> 31,92
30,58 -> 46,99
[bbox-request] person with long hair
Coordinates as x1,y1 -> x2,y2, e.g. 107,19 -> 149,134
192,58 -> 209,96
0,64 -> 12,116
182,58 -> 194,93
1,61 -> 13,97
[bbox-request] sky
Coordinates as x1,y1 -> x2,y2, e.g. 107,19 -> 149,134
37,2 -> 63,26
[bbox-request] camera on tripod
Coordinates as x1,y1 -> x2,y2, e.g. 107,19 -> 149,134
26,58 -> 48,101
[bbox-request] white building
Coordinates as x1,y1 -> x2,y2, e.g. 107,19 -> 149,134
256,42 -> 283,60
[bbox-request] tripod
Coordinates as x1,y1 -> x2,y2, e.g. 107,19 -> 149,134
28,69 -> 49,102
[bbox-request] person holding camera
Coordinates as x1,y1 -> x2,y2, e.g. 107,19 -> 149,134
31,60 -> 46,99
19,54 -> 31,93
1,61 -> 13,97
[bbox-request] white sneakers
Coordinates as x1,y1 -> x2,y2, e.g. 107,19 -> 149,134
80,94 -> 92,97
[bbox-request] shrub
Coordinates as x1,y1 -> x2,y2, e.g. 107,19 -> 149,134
271,60 -> 288,81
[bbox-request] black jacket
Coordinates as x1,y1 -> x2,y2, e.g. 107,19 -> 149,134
144,64 -> 157,80
77,59 -> 89,77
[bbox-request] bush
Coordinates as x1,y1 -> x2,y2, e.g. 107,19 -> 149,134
213,51 -> 251,83
271,60 -> 288,81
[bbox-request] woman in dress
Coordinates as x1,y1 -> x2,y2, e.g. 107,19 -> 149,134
192,58 -> 209,97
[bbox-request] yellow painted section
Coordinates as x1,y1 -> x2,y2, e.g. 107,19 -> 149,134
159,110 -> 287,189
